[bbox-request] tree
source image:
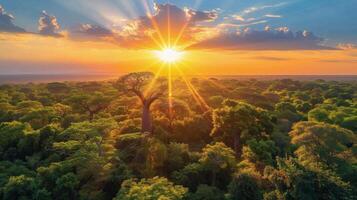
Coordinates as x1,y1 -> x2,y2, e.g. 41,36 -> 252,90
187,184 -> 225,200
289,121 -> 357,184
53,173 -> 79,200
227,173 -> 262,200
242,139 -> 278,169
199,142 -> 236,186
0,121 -> 32,160
211,101 -> 274,156
0,103 -> 14,122
46,82 -> 70,94
114,72 -> 164,133
308,107 -> 331,123
164,143 -> 190,174
341,116 -> 357,132
67,92 -> 112,121
264,158 -> 354,200
290,122 -> 357,165
114,177 -> 188,200
20,107 -> 56,129
171,163 -> 210,192
3,175 -> 50,200
275,102 -> 302,123
15,100 -> 44,119
208,96 -> 224,108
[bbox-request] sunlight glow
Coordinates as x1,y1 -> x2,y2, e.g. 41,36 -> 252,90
156,48 -> 183,63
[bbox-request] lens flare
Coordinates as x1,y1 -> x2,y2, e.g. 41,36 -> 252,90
155,48 -> 183,63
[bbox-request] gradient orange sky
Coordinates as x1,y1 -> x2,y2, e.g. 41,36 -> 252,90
1,33 -> 356,75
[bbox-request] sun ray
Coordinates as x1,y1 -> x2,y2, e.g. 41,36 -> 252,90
144,63 -> 165,96
168,63 -> 173,120
148,12 -> 168,49
206,78 -> 231,93
141,0 -> 167,49
167,1 -> 172,47
173,63 -> 211,112
173,18 -> 190,48
177,63 -> 210,109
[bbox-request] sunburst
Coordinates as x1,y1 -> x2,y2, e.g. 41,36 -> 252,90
155,48 -> 183,63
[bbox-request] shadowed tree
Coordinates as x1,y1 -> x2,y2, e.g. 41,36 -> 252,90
114,72 -> 164,133
199,142 -> 236,186
211,101 -> 274,157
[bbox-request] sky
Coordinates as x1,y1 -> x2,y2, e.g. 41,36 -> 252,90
0,0 -> 357,75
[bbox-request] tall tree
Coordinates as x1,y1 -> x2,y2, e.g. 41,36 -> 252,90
114,72 -> 163,133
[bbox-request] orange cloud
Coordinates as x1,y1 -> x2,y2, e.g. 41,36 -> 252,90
67,3 -> 219,49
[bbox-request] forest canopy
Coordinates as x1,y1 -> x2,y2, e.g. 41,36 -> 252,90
0,74 -> 356,200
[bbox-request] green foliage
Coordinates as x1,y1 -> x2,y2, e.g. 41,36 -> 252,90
116,132 -> 146,163
115,177 -> 188,200
171,163 -> 209,192
164,143 -> 191,173
211,101 -> 274,155
170,114 -> 212,144
199,142 -> 236,173
208,95 -> 225,108
242,139 -> 278,167
308,107 -> 331,123
0,76 -> 356,200
227,173 -> 262,200
308,104 -> 357,132
264,158 -> 354,200
186,184 -> 225,200
199,142 -> 236,186
3,175 -> 50,200
53,173 -> 79,200
290,121 -> 357,184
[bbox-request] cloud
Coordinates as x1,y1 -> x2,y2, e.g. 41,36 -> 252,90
133,3 -> 218,42
242,3 -> 287,15
321,59 -> 357,63
185,7 -> 219,22
265,14 -> 282,18
337,43 -> 356,50
67,3 -> 219,48
0,4 -> 26,33
70,24 -> 113,38
191,26 -> 334,50
63,3 -> 335,51
232,15 -> 245,21
38,11 -> 62,37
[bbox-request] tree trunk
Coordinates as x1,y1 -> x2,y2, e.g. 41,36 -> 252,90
212,171 -> 217,186
89,111 -> 94,122
142,102 -> 152,133
234,134 -> 241,158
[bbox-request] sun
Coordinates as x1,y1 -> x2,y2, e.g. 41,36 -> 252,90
155,48 -> 183,63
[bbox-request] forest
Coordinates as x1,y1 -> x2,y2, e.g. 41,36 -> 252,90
0,72 -> 356,200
